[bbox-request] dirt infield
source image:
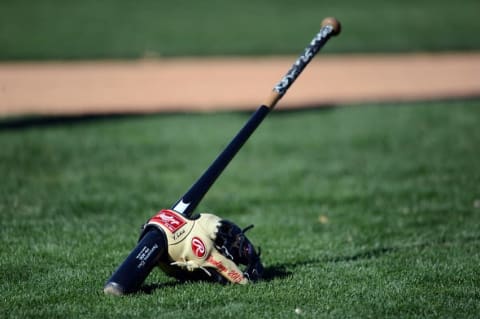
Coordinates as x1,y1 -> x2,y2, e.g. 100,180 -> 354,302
1,53 -> 479,116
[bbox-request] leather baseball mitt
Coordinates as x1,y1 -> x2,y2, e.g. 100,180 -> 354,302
140,209 -> 263,284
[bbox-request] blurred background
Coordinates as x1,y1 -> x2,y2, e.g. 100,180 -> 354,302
1,0 -> 480,116
1,0 -> 480,60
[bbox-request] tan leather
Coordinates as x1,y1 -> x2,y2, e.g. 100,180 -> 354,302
147,209 -> 248,284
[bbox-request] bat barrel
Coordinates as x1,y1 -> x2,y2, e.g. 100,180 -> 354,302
265,17 -> 341,108
104,228 -> 167,295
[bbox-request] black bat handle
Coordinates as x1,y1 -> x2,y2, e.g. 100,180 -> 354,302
104,228 -> 167,295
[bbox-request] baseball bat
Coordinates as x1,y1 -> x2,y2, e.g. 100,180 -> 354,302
104,17 -> 341,295
172,17 -> 341,217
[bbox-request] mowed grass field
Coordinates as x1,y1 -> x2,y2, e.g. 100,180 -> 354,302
2,0 -> 480,318
1,0 -> 480,59
1,101 -> 480,318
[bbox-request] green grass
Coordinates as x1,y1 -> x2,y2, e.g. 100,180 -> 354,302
1,0 -> 480,60
1,100 -> 480,318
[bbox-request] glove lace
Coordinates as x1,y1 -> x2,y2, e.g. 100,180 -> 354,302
170,259 -> 212,277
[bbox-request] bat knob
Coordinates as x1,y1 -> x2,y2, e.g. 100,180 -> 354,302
103,228 -> 167,296
104,282 -> 125,296
321,17 -> 341,36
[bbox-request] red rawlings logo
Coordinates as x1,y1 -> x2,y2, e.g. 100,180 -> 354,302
206,255 -> 244,283
150,209 -> 186,233
207,255 -> 227,272
191,237 -> 206,258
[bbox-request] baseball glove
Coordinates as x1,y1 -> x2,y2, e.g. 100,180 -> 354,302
140,209 -> 263,284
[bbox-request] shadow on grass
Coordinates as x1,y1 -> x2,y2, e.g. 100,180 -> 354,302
137,246 -> 386,292
137,246 -> 389,294
0,106 -> 337,131
0,112 -> 207,131
139,281 -> 184,295
130,235 -> 480,294
325,246 -> 397,263
0,113 -> 144,131
274,234 -> 480,271
262,264 -> 292,281
4,98 -> 478,131
136,265 -> 292,294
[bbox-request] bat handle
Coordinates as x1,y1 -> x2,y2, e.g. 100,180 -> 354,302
104,228 -> 167,295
